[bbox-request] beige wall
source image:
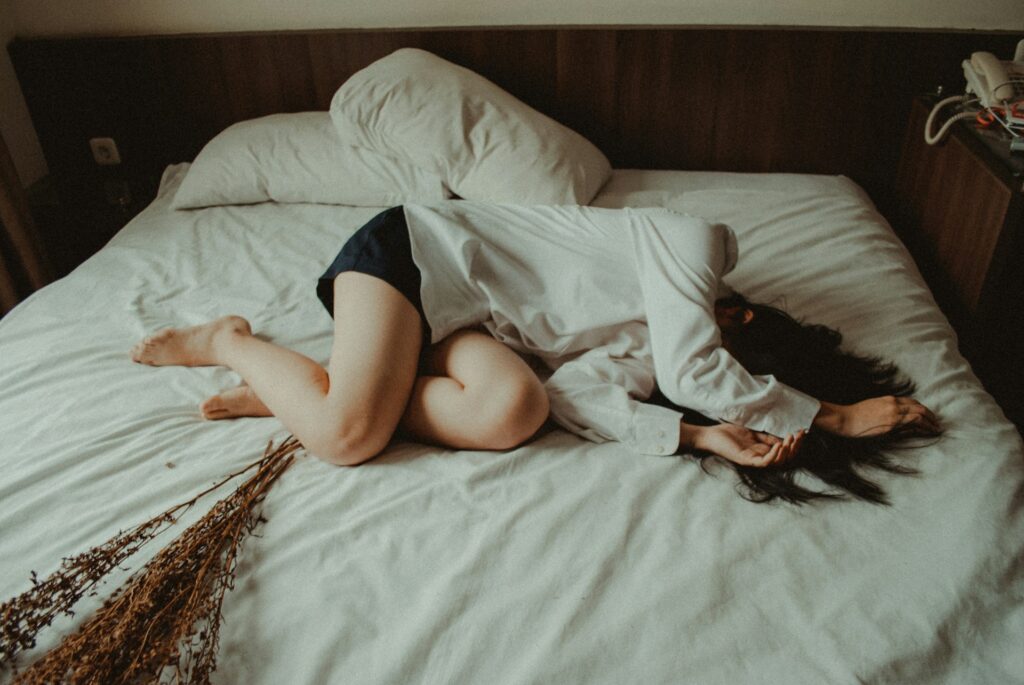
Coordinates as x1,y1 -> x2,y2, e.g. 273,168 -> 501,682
9,0 -> 1024,35
2,0 -> 1022,187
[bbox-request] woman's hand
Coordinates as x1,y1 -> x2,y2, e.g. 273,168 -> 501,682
814,397 -> 940,438
682,422 -> 805,468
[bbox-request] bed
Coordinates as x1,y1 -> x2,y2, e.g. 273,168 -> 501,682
2,49 -> 1023,685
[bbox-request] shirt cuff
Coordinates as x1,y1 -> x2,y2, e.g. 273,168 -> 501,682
631,403 -> 684,455
720,387 -> 821,437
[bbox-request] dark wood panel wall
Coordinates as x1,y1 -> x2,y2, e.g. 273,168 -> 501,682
8,28 -> 1021,217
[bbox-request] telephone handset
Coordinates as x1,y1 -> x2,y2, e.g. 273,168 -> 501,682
963,51 -> 1024,108
925,39 -> 1024,146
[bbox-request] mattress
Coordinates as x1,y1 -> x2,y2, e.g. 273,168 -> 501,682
1,166 -> 1021,684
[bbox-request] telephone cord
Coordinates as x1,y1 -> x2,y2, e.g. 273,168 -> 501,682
925,95 -> 975,145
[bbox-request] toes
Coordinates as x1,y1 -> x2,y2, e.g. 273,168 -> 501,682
200,386 -> 271,420
142,331 -> 164,346
200,399 -> 228,420
131,331 -> 169,363
130,342 -> 150,363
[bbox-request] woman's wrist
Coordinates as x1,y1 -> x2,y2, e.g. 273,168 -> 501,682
813,401 -> 846,434
679,420 -> 709,451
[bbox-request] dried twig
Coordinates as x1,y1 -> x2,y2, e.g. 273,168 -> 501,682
0,436 -> 301,684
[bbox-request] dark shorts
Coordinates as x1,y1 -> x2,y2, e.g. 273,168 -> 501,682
317,206 -> 429,340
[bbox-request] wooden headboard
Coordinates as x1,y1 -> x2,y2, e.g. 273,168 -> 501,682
8,27 -> 1020,219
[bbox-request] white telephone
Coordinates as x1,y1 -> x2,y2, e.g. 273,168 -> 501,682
963,49 -> 1024,108
925,39 -> 1024,146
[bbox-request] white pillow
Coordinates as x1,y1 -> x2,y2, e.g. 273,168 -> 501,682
330,48 -> 612,205
172,112 -> 449,209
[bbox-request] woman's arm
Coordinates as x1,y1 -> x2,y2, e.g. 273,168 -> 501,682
675,393 -> 940,468
629,214 -> 821,439
679,420 -> 805,467
675,396 -> 939,469
813,397 -> 940,437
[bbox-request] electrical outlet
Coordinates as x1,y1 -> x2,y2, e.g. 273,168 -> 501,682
89,137 -> 121,165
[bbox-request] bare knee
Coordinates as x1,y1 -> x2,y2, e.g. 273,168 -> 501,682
473,376 -> 549,450
308,414 -> 390,466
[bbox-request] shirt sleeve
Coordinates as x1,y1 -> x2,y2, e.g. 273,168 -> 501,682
544,348 -> 684,456
629,210 -> 821,437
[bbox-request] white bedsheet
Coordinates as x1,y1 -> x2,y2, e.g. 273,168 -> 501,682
1,166 -> 1021,684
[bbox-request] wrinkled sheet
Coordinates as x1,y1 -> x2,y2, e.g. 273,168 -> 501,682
1,166 -> 1021,684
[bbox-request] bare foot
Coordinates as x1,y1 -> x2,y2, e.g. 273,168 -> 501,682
201,385 -> 272,420
131,316 -> 251,367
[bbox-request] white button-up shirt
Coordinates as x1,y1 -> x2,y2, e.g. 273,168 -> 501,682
403,203 -> 820,455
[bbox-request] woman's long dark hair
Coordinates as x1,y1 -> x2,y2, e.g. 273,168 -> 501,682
656,293 -> 935,505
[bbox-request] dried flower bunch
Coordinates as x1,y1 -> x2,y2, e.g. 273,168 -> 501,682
0,436 -> 301,684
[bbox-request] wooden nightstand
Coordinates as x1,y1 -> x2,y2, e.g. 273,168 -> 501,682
896,96 -> 1024,428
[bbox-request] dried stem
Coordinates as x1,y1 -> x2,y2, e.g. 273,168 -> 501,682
0,436 -> 301,684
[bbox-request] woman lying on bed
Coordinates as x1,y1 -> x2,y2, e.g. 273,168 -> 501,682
131,204 -> 939,504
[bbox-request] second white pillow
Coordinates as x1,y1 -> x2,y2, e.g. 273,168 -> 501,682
173,112 -> 449,209
330,48 -> 612,206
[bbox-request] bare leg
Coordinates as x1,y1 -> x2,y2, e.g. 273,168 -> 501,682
132,273 -> 422,465
197,329 -> 550,450
399,330 -> 549,449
